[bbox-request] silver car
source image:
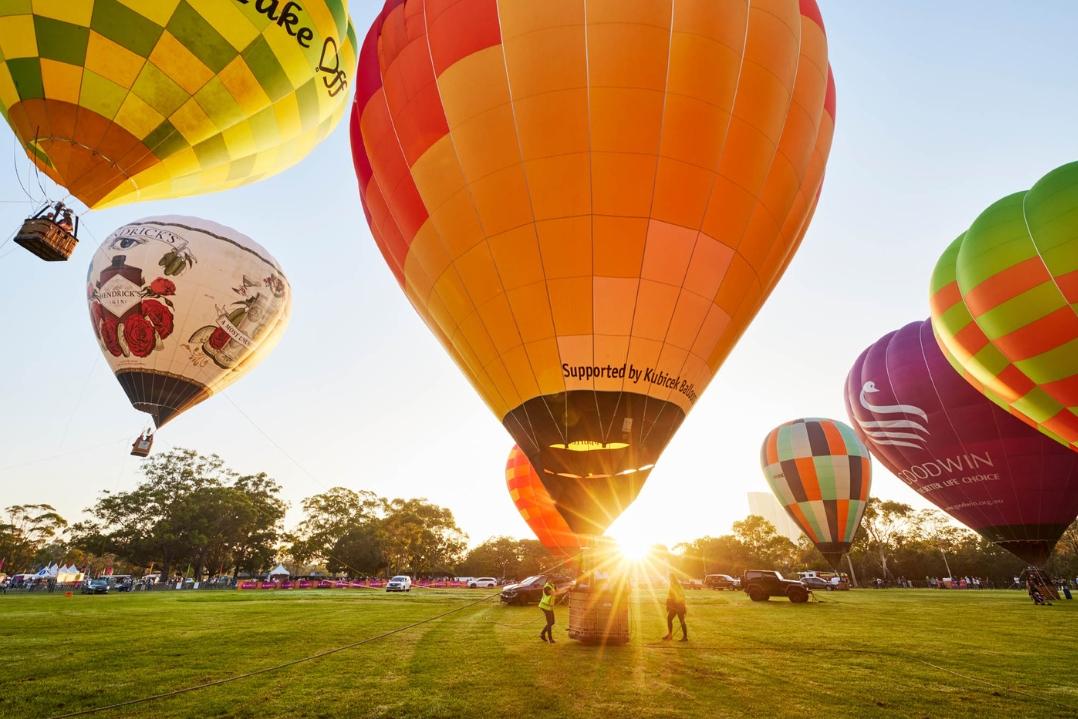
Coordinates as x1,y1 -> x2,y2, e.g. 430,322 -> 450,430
386,575 -> 412,592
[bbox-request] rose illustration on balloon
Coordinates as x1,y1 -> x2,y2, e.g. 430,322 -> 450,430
141,299 -> 174,340
89,302 -> 106,339
149,277 -> 176,296
123,314 -> 157,358
100,314 -> 123,357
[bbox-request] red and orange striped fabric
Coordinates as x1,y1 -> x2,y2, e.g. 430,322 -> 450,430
506,445 -> 582,556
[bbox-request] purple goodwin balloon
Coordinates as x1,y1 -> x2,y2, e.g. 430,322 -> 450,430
845,319 -> 1078,565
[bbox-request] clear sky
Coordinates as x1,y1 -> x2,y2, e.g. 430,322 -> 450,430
1,2 -> 1076,550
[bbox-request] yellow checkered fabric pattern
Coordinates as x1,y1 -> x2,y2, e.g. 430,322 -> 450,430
0,0 -> 356,208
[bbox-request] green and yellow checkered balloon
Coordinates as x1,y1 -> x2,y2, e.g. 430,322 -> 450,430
0,0 -> 356,208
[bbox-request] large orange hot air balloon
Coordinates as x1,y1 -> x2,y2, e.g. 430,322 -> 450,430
506,445 -> 582,556
352,0 -> 836,536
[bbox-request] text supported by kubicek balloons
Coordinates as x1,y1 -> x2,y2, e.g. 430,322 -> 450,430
561,363 -> 698,403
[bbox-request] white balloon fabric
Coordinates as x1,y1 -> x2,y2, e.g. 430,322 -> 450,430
87,216 -> 290,428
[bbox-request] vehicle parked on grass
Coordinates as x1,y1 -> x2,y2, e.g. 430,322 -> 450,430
386,575 -> 412,592
797,570 -> 850,591
81,578 -> 110,595
741,570 -> 809,603
499,575 -> 574,605
704,573 -> 741,590
109,575 -> 134,592
468,577 -> 498,588
800,576 -> 834,591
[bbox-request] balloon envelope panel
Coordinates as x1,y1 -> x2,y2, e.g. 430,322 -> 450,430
353,0 -> 836,535
506,445 -> 582,556
87,216 -> 291,427
930,161 -> 1078,451
0,1 -> 356,208
760,418 -> 870,568
846,319 -> 1078,565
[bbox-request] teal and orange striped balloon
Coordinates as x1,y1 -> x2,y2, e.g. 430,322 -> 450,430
930,162 -> 1078,451
760,418 -> 871,569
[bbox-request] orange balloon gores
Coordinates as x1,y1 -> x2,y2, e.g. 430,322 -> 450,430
352,0 -> 836,535
506,445 -> 582,556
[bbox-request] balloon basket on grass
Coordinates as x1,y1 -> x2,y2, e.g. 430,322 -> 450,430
568,589 -> 630,646
567,541 -> 630,646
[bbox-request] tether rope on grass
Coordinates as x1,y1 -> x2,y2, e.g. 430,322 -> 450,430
49,591 -> 502,719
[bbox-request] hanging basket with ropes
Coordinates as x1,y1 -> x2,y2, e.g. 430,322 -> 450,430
14,204 -> 78,261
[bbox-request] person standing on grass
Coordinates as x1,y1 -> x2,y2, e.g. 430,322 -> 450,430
663,573 -> 687,642
539,580 -> 556,643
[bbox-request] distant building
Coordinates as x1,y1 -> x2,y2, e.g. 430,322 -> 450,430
747,492 -> 804,543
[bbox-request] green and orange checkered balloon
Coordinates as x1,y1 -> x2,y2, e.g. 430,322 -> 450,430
0,0 -> 356,209
931,162 -> 1078,451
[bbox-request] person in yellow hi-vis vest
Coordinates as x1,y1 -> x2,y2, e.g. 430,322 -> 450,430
539,580 -> 556,643
663,573 -> 687,641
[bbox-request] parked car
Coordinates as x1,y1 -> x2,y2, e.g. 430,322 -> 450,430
800,576 -> 833,591
704,573 -> 741,590
109,575 -> 135,592
796,571 -> 851,591
468,577 -> 498,588
386,575 -> 412,592
741,570 -> 809,603
500,575 -> 574,605
81,578 -> 110,595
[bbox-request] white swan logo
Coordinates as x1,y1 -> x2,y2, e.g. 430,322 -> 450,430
857,381 -> 929,449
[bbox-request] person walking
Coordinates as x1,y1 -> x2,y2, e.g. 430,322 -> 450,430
538,580 -> 556,643
663,572 -> 688,642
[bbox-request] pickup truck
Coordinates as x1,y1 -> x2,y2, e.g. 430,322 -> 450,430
741,569 -> 809,603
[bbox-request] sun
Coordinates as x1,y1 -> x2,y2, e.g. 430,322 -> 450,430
615,534 -> 654,563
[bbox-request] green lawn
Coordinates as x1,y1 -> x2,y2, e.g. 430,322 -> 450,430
0,588 -> 1074,718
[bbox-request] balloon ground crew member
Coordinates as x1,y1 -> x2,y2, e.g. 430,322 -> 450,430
663,572 -> 687,641
539,579 -> 556,643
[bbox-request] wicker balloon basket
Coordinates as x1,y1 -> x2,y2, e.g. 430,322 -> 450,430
567,588 -> 629,645
14,217 -> 78,261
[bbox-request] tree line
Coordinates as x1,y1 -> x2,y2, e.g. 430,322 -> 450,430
674,501 -> 1078,585
3,449 -> 1075,583
0,449 -> 550,580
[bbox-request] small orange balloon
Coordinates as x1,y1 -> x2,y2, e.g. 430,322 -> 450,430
506,445 -> 582,556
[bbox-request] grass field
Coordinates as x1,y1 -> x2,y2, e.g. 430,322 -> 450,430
1,587 -> 1075,718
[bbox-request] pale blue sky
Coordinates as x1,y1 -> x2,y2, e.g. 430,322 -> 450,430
1,2 -> 1076,547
